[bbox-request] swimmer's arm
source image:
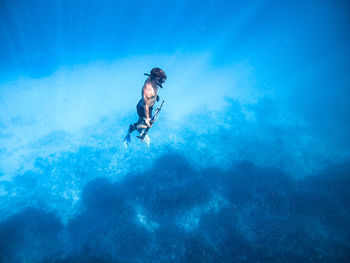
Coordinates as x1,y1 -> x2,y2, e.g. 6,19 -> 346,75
142,84 -> 152,119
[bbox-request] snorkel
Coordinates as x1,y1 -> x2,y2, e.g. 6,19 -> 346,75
144,67 -> 167,88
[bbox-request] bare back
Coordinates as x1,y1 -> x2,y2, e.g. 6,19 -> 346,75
141,77 -> 159,119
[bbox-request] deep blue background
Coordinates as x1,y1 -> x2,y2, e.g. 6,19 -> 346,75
0,0 -> 349,262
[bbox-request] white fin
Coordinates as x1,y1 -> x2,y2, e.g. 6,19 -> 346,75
143,134 -> 151,147
123,135 -> 131,149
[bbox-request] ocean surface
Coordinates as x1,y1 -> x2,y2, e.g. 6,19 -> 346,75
0,0 -> 349,262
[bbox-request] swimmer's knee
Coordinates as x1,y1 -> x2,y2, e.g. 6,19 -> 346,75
136,123 -> 147,130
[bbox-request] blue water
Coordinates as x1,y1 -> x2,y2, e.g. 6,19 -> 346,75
0,0 -> 349,262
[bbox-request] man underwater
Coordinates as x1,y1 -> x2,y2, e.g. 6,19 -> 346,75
124,67 -> 167,147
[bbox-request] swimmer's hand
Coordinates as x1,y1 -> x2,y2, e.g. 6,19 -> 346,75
144,117 -> 152,127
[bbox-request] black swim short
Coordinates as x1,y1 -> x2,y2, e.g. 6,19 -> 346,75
136,99 -> 153,119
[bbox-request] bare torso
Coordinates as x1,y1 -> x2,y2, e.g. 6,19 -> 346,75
141,77 -> 159,119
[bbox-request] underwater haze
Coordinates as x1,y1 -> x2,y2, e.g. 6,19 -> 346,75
1,0 -> 350,262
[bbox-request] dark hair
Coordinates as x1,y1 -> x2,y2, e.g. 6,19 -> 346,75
150,67 -> 167,80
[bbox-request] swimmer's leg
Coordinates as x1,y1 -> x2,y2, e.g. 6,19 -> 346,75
124,121 -> 139,148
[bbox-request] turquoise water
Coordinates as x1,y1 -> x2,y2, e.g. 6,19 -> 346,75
0,0 -> 349,262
